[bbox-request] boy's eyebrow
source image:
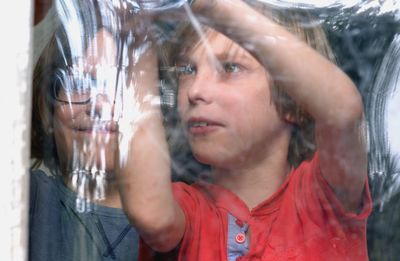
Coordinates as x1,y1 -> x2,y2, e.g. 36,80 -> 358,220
215,52 -> 249,61
212,44 -> 254,63
188,52 -> 253,64
175,44 -> 254,65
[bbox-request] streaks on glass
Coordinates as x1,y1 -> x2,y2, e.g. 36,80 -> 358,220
53,0 -> 129,212
53,0 -> 400,240
367,34 -> 400,208
123,0 -> 191,12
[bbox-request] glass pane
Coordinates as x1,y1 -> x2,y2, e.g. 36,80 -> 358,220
29,0 -> 400,260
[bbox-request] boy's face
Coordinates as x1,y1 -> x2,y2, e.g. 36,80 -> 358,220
177,29 -> 291,168
53,29 -> 120,175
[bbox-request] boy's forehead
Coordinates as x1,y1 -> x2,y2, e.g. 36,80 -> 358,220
179,29 -> 252,61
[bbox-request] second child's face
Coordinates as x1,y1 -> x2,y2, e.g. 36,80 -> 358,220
53,29 -> 121,175
53,96 -> 119,174
177,29 -> 291,169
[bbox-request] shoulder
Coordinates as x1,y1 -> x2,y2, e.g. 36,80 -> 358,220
283,153 -> 319,193
30,168 -> 57,190
172,181 -> 216,219
29,170 -> 62,261
288,152 -> 372,220
290,151 -> 341,188
29,168 -> 61,217
30,168 -> 58,195
172,182 -> 203,207
172,181 -> 199,194
172,181 -> 212,202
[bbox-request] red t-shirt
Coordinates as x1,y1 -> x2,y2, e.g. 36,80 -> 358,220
140,153 -> 372,260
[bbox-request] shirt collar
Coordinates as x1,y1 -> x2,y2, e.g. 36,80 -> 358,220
193,170 -> 294,222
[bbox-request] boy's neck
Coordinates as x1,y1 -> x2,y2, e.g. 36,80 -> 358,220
212,147 -> 290,210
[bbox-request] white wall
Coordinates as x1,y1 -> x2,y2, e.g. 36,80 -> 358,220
0,1 -> 32,260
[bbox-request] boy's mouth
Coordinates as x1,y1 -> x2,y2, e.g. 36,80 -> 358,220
187,117 -> 223,135
189,121 -> 211,127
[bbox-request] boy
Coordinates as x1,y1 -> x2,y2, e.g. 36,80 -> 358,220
118,0 -> 372,260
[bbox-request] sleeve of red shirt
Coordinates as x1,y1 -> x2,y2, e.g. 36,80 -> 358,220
292,151 -> 372,226
138,182 -> 202,260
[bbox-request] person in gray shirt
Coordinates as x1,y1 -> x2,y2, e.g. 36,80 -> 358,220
29,1 -> 141,260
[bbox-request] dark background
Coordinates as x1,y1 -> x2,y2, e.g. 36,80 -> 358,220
323,6 -> 400,260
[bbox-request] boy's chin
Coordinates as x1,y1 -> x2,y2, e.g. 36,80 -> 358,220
193,150 -> 234,169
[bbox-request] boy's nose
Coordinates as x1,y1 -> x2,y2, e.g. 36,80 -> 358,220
186,70 -> 216,105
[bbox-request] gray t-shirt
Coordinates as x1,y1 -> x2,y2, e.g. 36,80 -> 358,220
29,169 -> 139,261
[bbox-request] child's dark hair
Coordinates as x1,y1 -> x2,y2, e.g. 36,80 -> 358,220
30,29 -> 75,170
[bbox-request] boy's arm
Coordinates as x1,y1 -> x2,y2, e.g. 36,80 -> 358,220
192,0 -> 366,212
117,35 -> 185,252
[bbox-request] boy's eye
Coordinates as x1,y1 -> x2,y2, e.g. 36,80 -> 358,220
175,64 -> 197,77
222,62 -> 241,73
